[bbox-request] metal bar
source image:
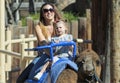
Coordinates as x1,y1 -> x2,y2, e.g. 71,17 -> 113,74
0,49 -> 21,58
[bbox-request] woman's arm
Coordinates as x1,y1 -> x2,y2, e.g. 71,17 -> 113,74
35,25 -> 50,55
34,25 -> 46,43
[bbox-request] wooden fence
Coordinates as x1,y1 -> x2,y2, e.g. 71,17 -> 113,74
1,30 -> 37,83
0,9 -> 91,83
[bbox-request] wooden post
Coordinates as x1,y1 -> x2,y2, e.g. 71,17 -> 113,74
111,0 -> 120,82
78,17 -> 87,51
103,0 -> 111,83
20,34 -> 28,71
6,26 -> 12,71
27,17 -> 34,36
70,20 -> 78,39
28,34 -> 34,56
78,17 -> 87,39
5,26 -> 12,82
28,34 -> 34,63
86,9 -> 92,50
0,0 -> 5,82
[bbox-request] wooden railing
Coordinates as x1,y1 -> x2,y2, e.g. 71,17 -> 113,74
0,27 -> 38,74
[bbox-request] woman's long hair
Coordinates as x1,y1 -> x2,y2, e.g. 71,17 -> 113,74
38,3 -> 62,39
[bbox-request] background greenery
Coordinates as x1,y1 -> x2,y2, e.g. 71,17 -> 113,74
21,12 -> 79,26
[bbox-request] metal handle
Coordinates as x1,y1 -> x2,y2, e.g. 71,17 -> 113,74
73,39 -> 92,43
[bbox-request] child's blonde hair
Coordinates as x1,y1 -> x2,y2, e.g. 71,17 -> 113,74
54,20 -> 68,34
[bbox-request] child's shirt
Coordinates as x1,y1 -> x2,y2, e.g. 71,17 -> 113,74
51,34 -> 73,58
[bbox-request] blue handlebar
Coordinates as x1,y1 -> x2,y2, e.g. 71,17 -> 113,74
25,41 -> 77,61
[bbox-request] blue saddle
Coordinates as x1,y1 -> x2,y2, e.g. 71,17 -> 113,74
50,58 -> 78,83
25,41 -> 77,83
25,58 -> 78,83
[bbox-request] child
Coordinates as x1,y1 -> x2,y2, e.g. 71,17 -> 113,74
33,20 -> 74,80
52,20 -> 73,58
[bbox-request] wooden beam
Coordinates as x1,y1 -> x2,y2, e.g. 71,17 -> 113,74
12,2 -> 45,11
86,9 -> 92,49
111,0 -> 120,82
0,0 -> 5,82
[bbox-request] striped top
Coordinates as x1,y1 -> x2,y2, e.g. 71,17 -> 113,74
51,34 -> 73,58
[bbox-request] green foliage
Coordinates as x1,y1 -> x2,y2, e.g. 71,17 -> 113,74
29,13 -> 39,20
21,17 -> 27,26
21,12 -> 79,26
21,13 -> 39,26
63,12 -> 79,22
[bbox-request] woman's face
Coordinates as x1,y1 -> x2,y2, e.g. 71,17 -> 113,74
42,4 -> 55,21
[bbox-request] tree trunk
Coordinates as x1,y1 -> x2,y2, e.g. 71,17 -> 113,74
5,0 -> 14,24
111,0 -> 120,82
29,0 -> 35,14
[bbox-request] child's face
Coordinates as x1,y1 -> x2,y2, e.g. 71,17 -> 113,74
55,22 -> 66,36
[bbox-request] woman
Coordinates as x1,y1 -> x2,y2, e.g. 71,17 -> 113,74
33,20 -> 74,81
16,3 -> 62,83
35,2 -> 62,44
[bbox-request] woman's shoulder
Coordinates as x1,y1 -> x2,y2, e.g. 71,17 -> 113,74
35,24 -> 40,28
35,22 -> 45,28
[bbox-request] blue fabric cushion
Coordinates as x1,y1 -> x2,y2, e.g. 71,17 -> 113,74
25,58 -> 78,83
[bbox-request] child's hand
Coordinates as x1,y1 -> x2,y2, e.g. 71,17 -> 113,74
54,39 -> 60,43
52,37 -> 60,43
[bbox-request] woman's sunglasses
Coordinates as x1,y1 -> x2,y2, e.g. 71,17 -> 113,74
43,8 -> 54,13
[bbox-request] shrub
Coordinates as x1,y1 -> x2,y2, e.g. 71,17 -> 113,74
21,12 -> 79,26
63,12 -> 79,22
